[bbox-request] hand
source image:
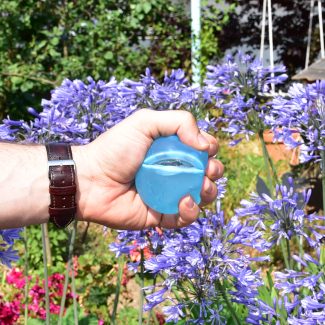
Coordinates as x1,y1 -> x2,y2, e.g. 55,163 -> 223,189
73,109 -> 224,230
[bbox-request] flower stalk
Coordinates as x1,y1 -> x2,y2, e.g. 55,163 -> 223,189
286,238 -> 292,270
280,238 -> 290,270
138,241 -> 145,325
41,224 -> 50,325
217,282 -> 241,325
24,227 -> 28,325
70,233 -> 78,325
322,150 -> 325,224
146,277 -> 158,325
111,254 -> 125,325
58,221 -> 77,325
259,131 -> 274,199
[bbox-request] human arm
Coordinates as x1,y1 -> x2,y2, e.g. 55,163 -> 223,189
0,109 -> 224,230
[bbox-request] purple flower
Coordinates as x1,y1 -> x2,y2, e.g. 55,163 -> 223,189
162,304 -> 186,323
0,246 -> 20,269
269,80 -> 325,163
235,180 -> 321,247
205,52 -> 287,146
108,242 -> 136,258
301,296 -> 325,310
0,228 -> 23,246
127,261 -> 141,274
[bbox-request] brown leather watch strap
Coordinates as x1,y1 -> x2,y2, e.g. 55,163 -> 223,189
46,143 -> 77,229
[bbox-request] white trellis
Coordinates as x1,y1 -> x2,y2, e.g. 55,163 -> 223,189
261,0 -> 325,87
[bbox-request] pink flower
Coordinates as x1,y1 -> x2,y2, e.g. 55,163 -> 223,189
6,269 -> 32,289
0,297 -> 21,325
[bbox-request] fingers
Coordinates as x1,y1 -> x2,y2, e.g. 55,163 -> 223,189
155,194 -> 200,229
199,176 -> 218,207
205,159 -> 224,181
132,109 -> 210,151
200,131 -> 219,157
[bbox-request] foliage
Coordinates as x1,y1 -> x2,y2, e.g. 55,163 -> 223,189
0,0 -> 231,121
15,224 -> 69,272
27,304 -> 99,325
115,307 -> 138,325
218,139 -> 266,218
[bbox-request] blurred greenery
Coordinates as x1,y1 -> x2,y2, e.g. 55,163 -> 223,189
27,304 -> 99,324
0,0 -> 233,121
17,223 -> 69,272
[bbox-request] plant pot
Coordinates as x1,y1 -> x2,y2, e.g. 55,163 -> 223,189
262,128 -> 300,166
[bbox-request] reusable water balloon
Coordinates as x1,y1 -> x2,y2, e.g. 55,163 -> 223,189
135,135 -> 208,214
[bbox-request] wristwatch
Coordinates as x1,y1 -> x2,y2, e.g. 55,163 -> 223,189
46,143 -> 77,229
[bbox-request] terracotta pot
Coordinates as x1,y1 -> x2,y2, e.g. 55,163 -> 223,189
262,128 -> 300,166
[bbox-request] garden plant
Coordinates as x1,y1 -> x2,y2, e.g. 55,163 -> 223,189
1,52 -> 325,325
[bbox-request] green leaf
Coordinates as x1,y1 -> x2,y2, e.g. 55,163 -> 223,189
20,81 -> 34,92
79,315 -> 99,325
142,2 -> 152,14
88,286 -> 109,305
36,40 -> 47,50
10,76 -> 24,85
50,37 -> 59,46
266,271 -> 274,290
104,51 -> 113,60
63,304 -> 86,324
116,307 -> 138,324
27,319 -> 46,325
49,48 -> 60,58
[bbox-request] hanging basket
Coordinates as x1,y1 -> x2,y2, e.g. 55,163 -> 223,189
261,128 -> 300,166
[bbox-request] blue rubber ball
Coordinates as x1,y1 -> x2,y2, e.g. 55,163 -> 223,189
135,135 -> 208,214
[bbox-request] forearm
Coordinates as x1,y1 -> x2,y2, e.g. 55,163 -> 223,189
0,143 -> 49,228
0,142 -> 89,229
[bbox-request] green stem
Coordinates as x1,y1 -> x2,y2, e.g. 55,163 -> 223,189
146,277 -> 158,325
280,238 -> 290,269
139,246 -> 145,325
217,282 -> 241,325
266,147 -> 280,185
322,150 -> 325,225
111,254 -> 125,325
69,228 -> 78,325
58,221 -> 77,325
24,227 -> 28,325
297,236 -> 305,257
286,238 -> 292,269
259,133 -> 274,199
41,224 -> 50,325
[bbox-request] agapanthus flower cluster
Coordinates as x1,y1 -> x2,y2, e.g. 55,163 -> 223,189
274,251 -> 325,325
1,68 -> 216,146
268,80 -> 325,164
110,178 -> 280,324
234,177 -> 325,246
0,228 -> 23,268
204,51 -> 287,146
141,207 -> 276,324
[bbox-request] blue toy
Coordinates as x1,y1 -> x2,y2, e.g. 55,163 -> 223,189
135,135 -> 208,214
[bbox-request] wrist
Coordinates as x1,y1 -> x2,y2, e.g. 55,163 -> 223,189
71,145 -> 92,222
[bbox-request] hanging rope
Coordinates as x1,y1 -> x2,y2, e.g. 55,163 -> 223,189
267,0 -> 275,93
306,0 -> 315,69
260,0 -> 267,61
318,0 -> 325,58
